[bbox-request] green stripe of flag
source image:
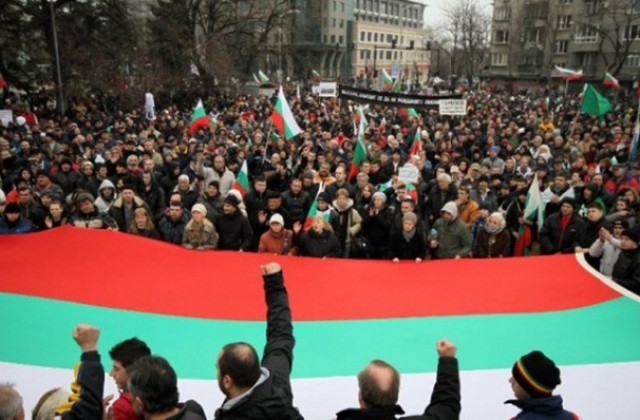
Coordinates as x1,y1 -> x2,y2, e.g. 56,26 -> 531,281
1,293 -> 639,379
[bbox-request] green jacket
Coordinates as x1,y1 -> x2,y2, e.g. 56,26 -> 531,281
433,202 -> 472,259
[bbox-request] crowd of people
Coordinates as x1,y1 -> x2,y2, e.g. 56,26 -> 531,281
0,85 -> 639,295
0,262 -> 579,420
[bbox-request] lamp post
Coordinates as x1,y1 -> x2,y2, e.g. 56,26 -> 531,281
48,0 -> 66,115
277,9 -> 299,84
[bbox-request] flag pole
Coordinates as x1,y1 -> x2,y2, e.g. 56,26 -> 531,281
564,78 -> 569,98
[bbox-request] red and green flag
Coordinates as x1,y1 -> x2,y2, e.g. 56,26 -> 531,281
2,227 -> 640,419
271,86 -> 302,140
348,120 -> 368,181
554,65 -> 584,81
231,159 -> 249,197
409,129 -> 422,156
0,71 -> 6,89
603,72 -> 620,90
381,69 -> 394,91
302,183 -> 326,231
188,99 -> 211,135
580,84 -> 612,120
399,107 -> 419,119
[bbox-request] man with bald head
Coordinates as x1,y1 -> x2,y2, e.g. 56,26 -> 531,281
336,339 -> 460,420
214,263 -> 302,419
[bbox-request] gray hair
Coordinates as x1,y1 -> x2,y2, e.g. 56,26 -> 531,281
437,173 -> 452,184
489,212 -> 506,229
0,383 -> 23,420
356,172 -> 369,181
177,174 -> 190,183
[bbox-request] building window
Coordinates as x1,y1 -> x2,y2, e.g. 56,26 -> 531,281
400,51 -> 403,59
339,35 -> 343,44
491,53 -> 508,67
332,18 -> 336,28
585,0 -> 604,14
494,30 -> 509,44
386,50 -> 392,59
559,0 -> 573,3
367,32 -> 372,41
554,40 -> 569,54
333,1 -> 337,11
625,55 -> 640,67
360,50 -> 366,59
394,51 -> 398,59
374,33 -> 378,42
575,25 -> 599,43
341,2 -> 345,12
360,31 -> 365,41
494,6 -> 511,21
323,35 -> 328,44
527,28 -> 545,44
623,24 -> 640,41
331,35 -> 336,44
556,15 -> 572,30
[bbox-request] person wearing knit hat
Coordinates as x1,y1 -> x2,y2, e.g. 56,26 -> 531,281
372,191 -> 387,204
182,203 -> 218,250
389,211 -> 426,262
224,193 -> 240,208
0,202 -> 34,234
506,351 -> 579,419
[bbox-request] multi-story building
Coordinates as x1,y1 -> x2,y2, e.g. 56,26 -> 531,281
487,0 -> 640,85
271,0 -> 431,81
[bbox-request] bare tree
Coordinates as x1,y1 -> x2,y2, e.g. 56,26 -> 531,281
576,0 -> 640,76
443,0 -> 491,84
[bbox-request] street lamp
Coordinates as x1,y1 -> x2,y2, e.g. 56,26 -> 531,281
48,0 -> 66,114
277,9 -> 299,83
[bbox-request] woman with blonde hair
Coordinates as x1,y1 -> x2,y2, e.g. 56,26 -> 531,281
298,215 -> 341,258
129,207 -> 160,239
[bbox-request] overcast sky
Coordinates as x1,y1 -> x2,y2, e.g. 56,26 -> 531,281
421,0 -> 494,31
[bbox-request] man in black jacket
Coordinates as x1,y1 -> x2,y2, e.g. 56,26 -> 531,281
215,195 -> 253,251
214,262 -> 302,420
335,339 -> 460,420
612,229 -> 640,295
539,198 -> 584,255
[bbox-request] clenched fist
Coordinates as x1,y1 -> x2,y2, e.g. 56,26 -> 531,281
436,339 -> 457,358
73,324 -> 100,353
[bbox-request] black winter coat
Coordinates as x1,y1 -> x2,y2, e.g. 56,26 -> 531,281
505,395 -> 579,419
281,190 -> 311,224
214,271 -> 302,420
539,214 -> 585,255
214,210 -> 253,251
361,206 -> 394,247
298,229 -> 342,258
612,247 -> 640,294
336,357 -> 460,420
389,231 -> 427,260
157,212 -> 190,244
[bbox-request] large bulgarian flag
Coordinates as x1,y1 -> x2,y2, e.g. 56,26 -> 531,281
1,228 -> 639,418
231,159 -> 249,197
188,99 -> 211,135
271,86 -> 302,140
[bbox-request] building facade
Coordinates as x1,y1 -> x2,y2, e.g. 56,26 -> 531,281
268,0 -> 431,81
488,0 -> 640,84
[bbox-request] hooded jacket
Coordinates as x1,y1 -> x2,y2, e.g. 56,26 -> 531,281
95,179 -> 117,213
432,202 -> 472,259
109,196 -> 151,233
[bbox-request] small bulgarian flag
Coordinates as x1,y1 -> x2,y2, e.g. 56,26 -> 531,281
231,159 -> 249,197
271,86 -> 302,140
258,70 -> 270,83
270,132 -> 280,143
188,99 -> 211,135
0,71 -> 6,89
348,119 -> 368,181
355,105 -> 368,129
381,69 -> 394,91
399,108 -> 419,119
303,183 -> 326,231
409,129 -> 422,156
554,65 -> 584,81
603,72 -> 620,90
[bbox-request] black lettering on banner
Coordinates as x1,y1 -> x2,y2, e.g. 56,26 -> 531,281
338,85 -> 462,110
